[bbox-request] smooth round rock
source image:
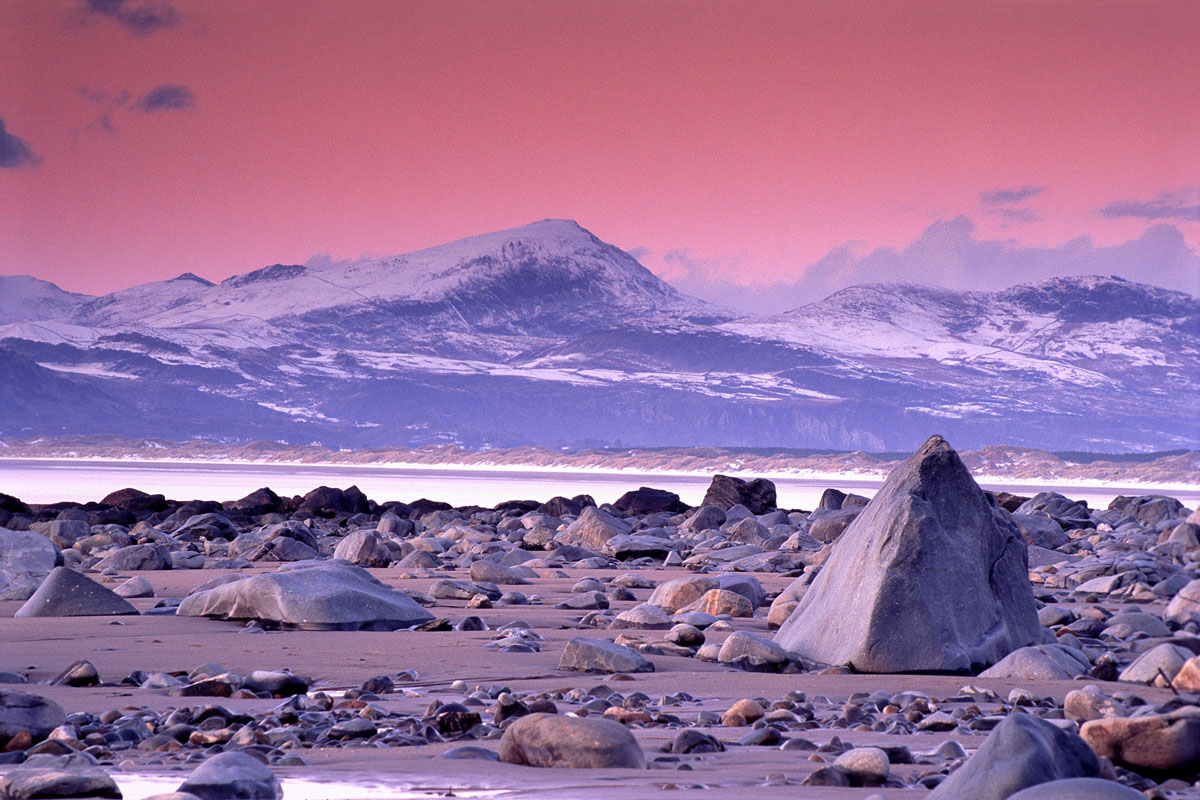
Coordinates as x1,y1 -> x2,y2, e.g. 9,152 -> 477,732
498,713 -> 646,768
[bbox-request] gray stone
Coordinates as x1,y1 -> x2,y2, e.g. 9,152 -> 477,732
833,747 -> 890,785
177,751 -> 281,800
715,574 -> 766,609
609,603 -> 673,630
1165,579 -> 1200,627
176,561 -> 433,630
469,559 -> 530,585
0,528 -> 58,601
0,753 -> 120,800
499,713 -> 646,768
332,530 -> 393,567
93,543 -> 171,571
0,688 -> 66,741
558,637 -> 654,673
114,575 -> 155,598
774,436 -> 1041,673
1118,642 -> 1193,686
681,505 -> 726,533
554,506 -> 631,552
927,713 -> 1099,800
15,567 -> 138,618
717,631 -> 787,665
980,644 -> 1090,681
1012,513 -> 1069,549
1006,778 -> 1145,800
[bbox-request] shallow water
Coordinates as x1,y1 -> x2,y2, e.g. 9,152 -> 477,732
112,774 -> 507,800
1,458 -> 1196,510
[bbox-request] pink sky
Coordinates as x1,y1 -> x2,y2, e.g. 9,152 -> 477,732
1,0 -> 1197,296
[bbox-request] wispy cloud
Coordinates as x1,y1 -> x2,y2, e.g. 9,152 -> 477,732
654,217 -> 1200,313
0,117 -> 40,169
136,85 -> 196,113
82,0 -> 179,36
985,207 -> 1042,224
980,185 -> 1046,206
1099,189 -> 1200,223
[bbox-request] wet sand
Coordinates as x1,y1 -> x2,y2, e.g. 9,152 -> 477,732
1,565 -> 1178,800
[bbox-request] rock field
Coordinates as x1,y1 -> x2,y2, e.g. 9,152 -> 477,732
1,435 -> 1199,799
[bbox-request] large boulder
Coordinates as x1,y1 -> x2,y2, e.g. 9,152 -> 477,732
774,435 -> 1042,673
176,561 -> 433,630
0,753 -> 120,800
979,644 -> 1090,681
554,506 -> 631,552
1081,708 -> 1200,779
15,567 -> 138,618
177,751 -> 281,800
702,475 -> 776,514
93,543 -> 172,571
1006,778 -> 1145,800
1165,579 -> 1200,627
0,528 -> 59,600
927,713 -> 1099,800
0,688 -> 66,743
499,713 -> 646,768
612,487 -> 687,515
332,530 -> 393,567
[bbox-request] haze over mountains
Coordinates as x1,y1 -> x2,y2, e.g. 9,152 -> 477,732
0,219 -> 1196,453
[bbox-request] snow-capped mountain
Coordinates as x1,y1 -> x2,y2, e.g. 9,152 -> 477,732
0,275 -> 92,325
0,222 -> 1195,452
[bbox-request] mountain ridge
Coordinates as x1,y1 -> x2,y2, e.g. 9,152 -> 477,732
0,220 -> 1195,453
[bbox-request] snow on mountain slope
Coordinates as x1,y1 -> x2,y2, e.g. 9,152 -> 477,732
723,276 -> 1198,375
0,275 -> 92,325
67,220 -> 728,340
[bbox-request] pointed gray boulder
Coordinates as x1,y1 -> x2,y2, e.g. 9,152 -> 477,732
15,567 -> 138,617
773,435 -> 1040,673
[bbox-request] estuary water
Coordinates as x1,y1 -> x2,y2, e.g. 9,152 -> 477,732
2,458 -> 1197,511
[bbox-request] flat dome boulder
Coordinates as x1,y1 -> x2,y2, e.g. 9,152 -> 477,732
774,435 -> 1041,673
176,560 -> 434,630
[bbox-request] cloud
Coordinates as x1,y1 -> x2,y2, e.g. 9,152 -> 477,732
1099,189 -> 1200,223
985,207 -> 1041,224
980,185 -> 1046,206
656,217 -> 1200,313
136,85 -> 195,113
0,118 -> 40,169
626,246 -> 651,262
82,0 -> 178,36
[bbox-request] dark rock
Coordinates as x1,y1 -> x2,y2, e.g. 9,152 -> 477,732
0,752 -> 120,799
224,487 -> 282,515
499,713 -> 646,768
50,660 -> 100,688
808,507 -> 862,542
1006,778 -> 1145,800
101,488 -> 169,514
926,714 -> 1099,800
177,751 -> 281,800
702,475 -> 777,514
15,567 -> 138,618
298,486 -> 370,517
0,689 -> 66,743
669,729 -> 725,754
613,487 -> 687,515
774,436 -> 1041,673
